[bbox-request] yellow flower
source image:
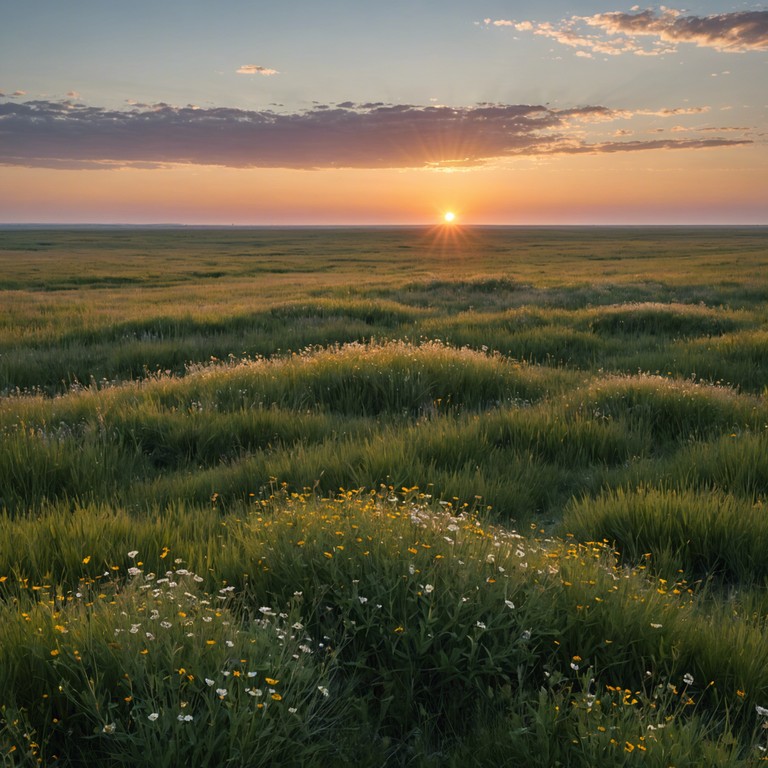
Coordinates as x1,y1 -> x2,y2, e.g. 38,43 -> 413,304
271,693 -> 282,701
264,678 -> 279,685
50,649 -> 59,657
82,556 -> 91,565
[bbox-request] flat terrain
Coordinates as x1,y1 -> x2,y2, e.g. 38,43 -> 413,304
1,227 -> 767,766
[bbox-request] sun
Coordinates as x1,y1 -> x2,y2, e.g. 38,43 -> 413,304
443,211 -> 456,223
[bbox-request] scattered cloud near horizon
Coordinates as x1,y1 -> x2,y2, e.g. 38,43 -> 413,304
236,65 -> 279,75
0,98 -> 751,171
485,9 -> 768,56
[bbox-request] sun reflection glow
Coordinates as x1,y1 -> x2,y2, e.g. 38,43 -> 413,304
443,211 -> 456,223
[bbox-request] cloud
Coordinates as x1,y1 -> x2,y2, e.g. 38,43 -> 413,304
236,65 -> 279,76
486,9 -> 768,55
66,91 -> 81,99
0,98 -> 752,171
12,90 -> 27,97
583,9 -> 768,53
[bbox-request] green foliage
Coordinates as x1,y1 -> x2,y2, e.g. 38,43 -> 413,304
1,226 -> 768,765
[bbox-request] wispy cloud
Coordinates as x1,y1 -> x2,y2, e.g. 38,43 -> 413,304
0,98 -> 751,171
485,9 -> 768,56
236,65 -> 279,76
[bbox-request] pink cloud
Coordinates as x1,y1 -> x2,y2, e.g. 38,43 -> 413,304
486,9 -> 768,55
236,65 -> 279,76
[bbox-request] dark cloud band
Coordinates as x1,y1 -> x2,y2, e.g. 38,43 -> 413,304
0,99 -> 751,171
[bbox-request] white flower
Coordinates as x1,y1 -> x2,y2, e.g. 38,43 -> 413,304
570,662 -> 580,671
225,640 -> 234,648
358,596 -> 368,604
147,712 -> 159,721
650,623 -> 663,629
160,621 -> 172,629
288,707 -> 297,714
424,584 -> 434,594
177,714 -> 193,722
127,550 -> 139,559
504,600 -> 515,610
216,688 -> 227,698
318,686 -> 330,697
102,723 -> 116,734
247,671 -> 258,678
683,673 -> 694,686
476,621 -> 487,630
205,678 -> 215,687
756,705 -> 768,718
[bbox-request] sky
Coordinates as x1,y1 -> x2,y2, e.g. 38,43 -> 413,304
1,0 -> 767,224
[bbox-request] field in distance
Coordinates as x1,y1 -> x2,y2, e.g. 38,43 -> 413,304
1,226 -> 767,766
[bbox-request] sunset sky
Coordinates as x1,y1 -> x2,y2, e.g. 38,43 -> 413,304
1,1 -> 766,224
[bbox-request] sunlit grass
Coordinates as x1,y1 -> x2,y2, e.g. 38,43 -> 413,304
1,226 -> 767,765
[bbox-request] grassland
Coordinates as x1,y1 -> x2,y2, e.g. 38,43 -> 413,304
1,225 -> 767,766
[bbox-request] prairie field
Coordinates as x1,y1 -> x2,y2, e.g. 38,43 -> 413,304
1,225 -> 767,766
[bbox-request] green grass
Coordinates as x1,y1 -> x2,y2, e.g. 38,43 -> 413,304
1,225 -> 768,765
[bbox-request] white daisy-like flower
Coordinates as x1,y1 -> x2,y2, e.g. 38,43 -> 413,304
147,712 -> 159,721
216,688 -> 227,698
128,550 -> 139,559
683,673 -> 694,686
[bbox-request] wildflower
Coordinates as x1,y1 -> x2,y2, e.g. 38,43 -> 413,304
205,678 -> 215,686
650,623 -> 662,629
756,705 -> 768,718
216,688 -> 227,698
264,678 -> 279,686
424,584 -> 434,594
128,551 -> 139,559
271,693 -> 282,701
318,686 -> 330,697
147,713 -> 159,721
177,714 -> 193,722
82,556 -> 91,565
504,600 -> 515,610
102,723 -> 116,734
476,621 -> 487,630
288,707 -> 297,714
160,621 -> 172,629
683,673 -> 694,686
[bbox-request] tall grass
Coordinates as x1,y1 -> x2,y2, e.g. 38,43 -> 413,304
2,226 -> 768,765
